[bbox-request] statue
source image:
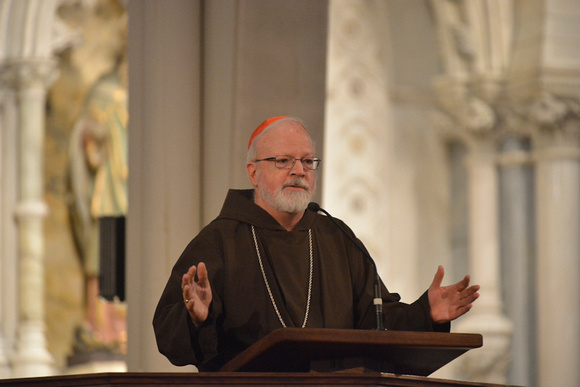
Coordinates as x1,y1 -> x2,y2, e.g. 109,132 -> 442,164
68,51 -> 128,356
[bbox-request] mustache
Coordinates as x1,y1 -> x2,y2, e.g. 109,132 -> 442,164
282,178 -> 310,191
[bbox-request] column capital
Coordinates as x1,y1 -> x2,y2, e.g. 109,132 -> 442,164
506,93 -> 580,139
526,92 -> 580,132
431,97 -> 500,150
432,69 -> 504,148
0,59 -> 58,91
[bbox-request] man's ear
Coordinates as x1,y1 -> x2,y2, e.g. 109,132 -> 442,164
247,162 -> 258,187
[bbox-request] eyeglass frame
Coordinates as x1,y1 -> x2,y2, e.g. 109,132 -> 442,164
253,155 -> 322,170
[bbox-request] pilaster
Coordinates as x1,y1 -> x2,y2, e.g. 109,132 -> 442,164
1,59 -> 57,377
323,0 -> 394,288
525,93 -> 580,387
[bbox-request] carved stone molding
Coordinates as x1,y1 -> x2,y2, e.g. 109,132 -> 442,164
430,97 -> 499,149
457,98 -> 496,135
433,91 -> 580,150
499,93 -> 580,153
0,59 -> 58,92
14,200 -> 49,222
528,92 -> 569,127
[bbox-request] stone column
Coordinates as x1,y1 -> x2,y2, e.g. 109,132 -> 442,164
0,74 -> 21,378
530,94 -> 580,387
0,89 -> 12,378
454,138 -> 513,384
4,59 -> 57,377
498,137 -> 536,386
432,97 -> 513,384
0,343 -> 7,379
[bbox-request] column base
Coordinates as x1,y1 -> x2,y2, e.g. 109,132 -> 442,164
11,321 -> 55,378
0,335 -> 11,378
453,310 -> 513,384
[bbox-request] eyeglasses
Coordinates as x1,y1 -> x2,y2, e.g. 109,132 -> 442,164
253,155 -> 321,170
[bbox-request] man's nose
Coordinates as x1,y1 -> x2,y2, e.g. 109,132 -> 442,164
290,159 -> 306,175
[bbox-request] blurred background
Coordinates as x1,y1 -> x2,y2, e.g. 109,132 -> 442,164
0,1 -> 579,386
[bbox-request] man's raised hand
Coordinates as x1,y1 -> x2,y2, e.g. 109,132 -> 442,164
428,265 -> 480,324
181,262 -> 212,328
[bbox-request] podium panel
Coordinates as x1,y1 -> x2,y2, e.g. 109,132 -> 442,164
221,328 -> 483,376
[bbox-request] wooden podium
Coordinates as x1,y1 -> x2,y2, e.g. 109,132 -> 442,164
221,328 -> 482,375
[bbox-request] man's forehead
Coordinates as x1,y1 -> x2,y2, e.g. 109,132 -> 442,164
258,124 -> 313,152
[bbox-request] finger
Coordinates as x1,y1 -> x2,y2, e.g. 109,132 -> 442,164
430,265 -> 444,289
196,262 -> 209,287
463,291 -> 479,305
182,275 -> 190,291
182,283 -> 191,306
463,284 -> 480,297
182,265 -> 198,303
181,273 -> 188,289
181,273 -> 192,298
189,264 -> 198,279
463,274 -> 471,286
453,303 -> 473,319
455,290 -> 479,309
182,265 -> 197,287
455,275 -> 470,292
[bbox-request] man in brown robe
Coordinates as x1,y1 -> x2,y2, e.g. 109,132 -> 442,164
153,117 -> 480,371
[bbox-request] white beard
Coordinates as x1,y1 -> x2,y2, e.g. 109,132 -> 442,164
258,177 -> 314,213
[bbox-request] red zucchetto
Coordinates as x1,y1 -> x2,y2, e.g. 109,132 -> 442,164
248,116 -> 291,149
